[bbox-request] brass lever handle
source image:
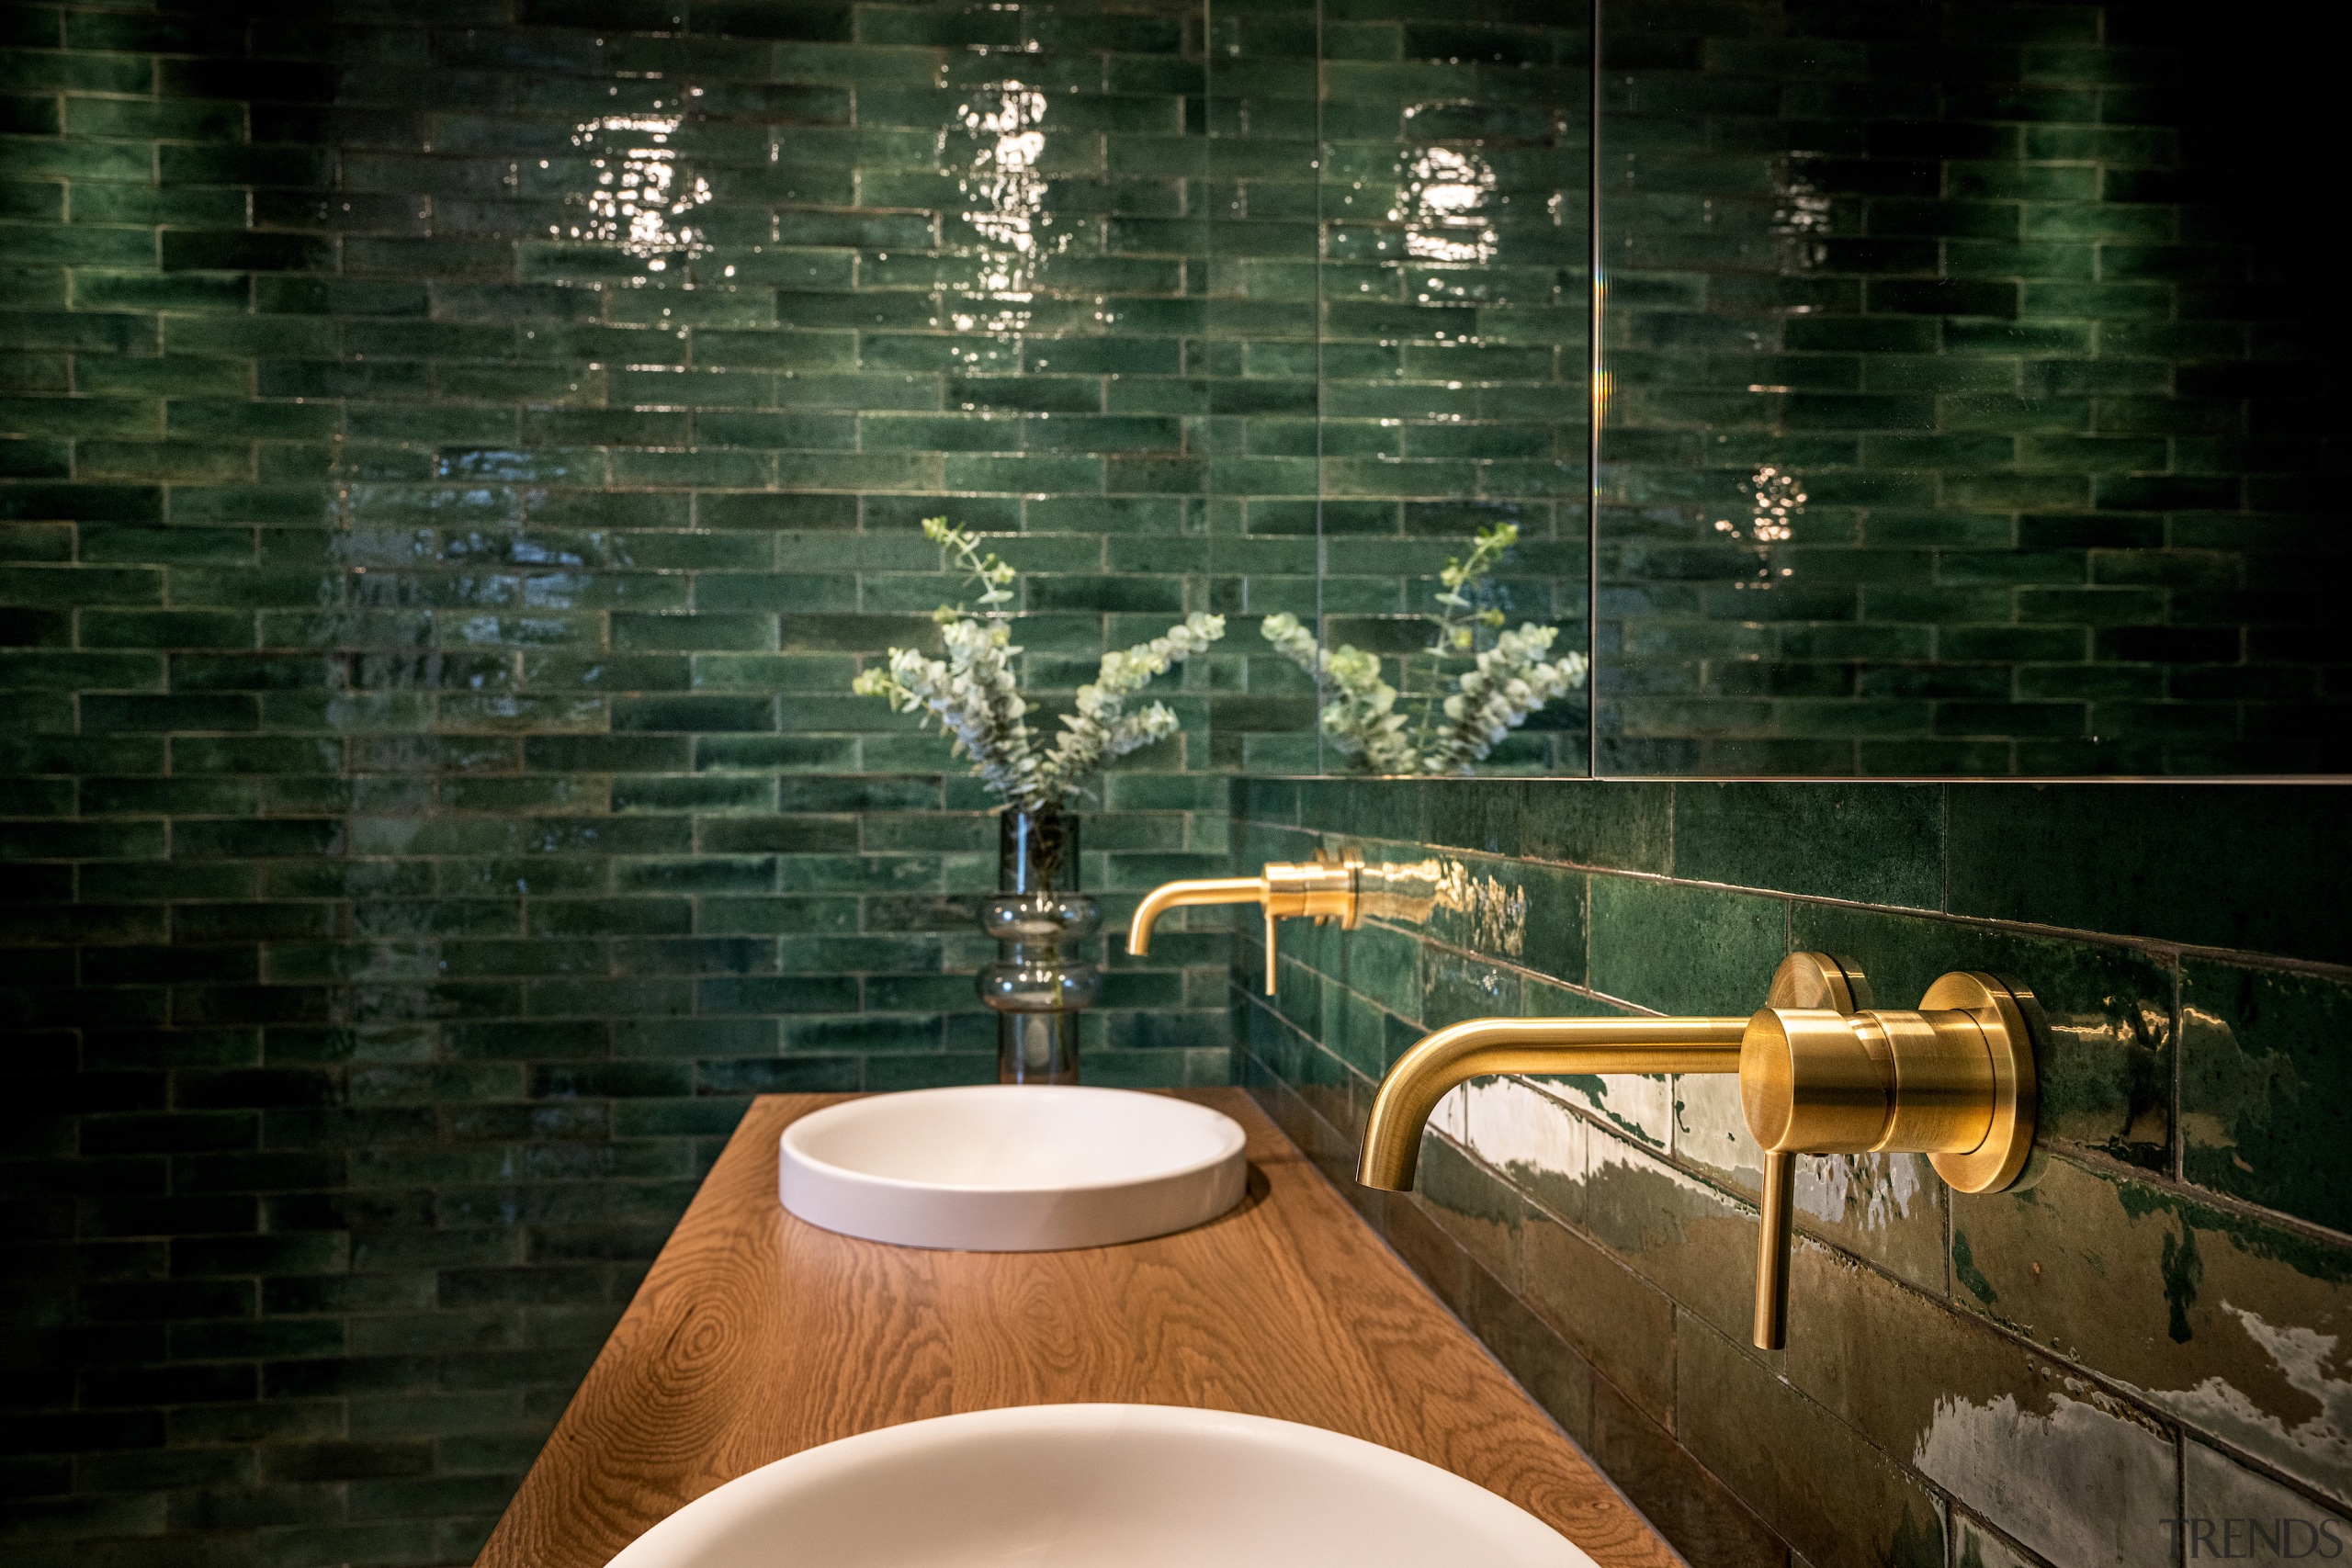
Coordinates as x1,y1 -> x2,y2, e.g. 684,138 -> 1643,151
1125,849 -> 1363,995
1746,953 -> 1871,1352
1754,1148 -> 1795,1351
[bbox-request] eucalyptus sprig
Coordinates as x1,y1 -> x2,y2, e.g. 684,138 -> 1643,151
852,517 -> 1225,809
1263,522 -> 1587,775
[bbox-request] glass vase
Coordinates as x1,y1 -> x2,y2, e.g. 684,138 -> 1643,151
977,806 -> 1100,1084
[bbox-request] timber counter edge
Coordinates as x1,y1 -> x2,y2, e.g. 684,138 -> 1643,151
475,1089 -> 1683,1568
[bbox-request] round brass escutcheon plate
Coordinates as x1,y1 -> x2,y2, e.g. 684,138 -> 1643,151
1765,952 -> 1873,1013
1921,971 -> 2041,1193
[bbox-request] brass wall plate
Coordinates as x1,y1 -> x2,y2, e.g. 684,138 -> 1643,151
1920,971 -> 2041,1194
1764,951 -> 1872,1012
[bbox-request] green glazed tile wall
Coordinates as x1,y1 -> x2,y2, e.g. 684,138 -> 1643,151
0,0 -> 1389,1560
6,0 -> 2346,1563
1237,775 -> 2352,1568
1590,1 -> 2350,775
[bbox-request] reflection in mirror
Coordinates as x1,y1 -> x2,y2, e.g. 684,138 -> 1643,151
1265,525 -> 1584,775
1593,2 -> 2347,775
1206,0 -> 1329,776
1307,3 -> 1596,776
834,0 -> 1314,795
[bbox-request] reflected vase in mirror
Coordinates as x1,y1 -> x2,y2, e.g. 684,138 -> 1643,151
978,807 -> 1101,1084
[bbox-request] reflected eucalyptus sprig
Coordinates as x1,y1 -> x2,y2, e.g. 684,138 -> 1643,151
921,514 -> 1016,615
1262,523 -> 1586,775
852,517 -> 1225,809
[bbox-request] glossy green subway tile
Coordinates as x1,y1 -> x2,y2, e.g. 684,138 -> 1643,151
2180,960 -> 2352,1232
689,653 -> 854,694
516,897 -> 689,939
1669,783 -> 1940,908
1419,945 -> 1523,1035
1327,919 -> 1421,1027
1953,1154 -> 2352,1508
1947,784 -> 2349,963
1587,875 -> 1786,1015
608,773 -> 776,816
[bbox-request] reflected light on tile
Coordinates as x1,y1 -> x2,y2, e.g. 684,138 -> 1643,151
560,113 -> 712,270
952,82 -> 1060,334
1397,144 -> 1499,265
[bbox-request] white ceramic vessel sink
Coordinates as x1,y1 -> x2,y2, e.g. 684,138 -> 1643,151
776,1085 -> 1249,1251
605,1404 -> 1595,1568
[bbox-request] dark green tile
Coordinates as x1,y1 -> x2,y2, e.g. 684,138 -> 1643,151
1953,1153 -> 2352,1507
1588,875 -> 1787,1016
1947,784 -> 2352,964
1670,783 -> 1941,908
2181,960 -> 2352,1232
1421,946 -> 1523,1032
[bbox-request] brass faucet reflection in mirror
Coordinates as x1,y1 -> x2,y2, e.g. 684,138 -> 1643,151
1126,849 -> 1363,996
1356,953 -> 2039,1350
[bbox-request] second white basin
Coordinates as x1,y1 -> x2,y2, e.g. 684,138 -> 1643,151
777,1085 -> 1249,1250
606,1404 -> 1595,1567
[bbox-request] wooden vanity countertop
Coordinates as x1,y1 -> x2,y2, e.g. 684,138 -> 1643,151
475,1089 -> 1679,1568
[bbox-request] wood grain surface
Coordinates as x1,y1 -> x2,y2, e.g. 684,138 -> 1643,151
475,1089 -> 1680,1568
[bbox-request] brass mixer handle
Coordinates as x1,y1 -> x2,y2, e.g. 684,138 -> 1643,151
1736,966 -> 2041,1351
1259,849 -> 1362,997
1753,1147 -> 1793,1351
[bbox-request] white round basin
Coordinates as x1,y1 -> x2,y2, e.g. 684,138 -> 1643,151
605,1404 -> 1594,1567
776,1086 -> 1249,1251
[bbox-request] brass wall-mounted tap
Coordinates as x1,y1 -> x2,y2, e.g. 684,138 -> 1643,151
1126,848 -> 1363,995
1356,953 -> 2040,1350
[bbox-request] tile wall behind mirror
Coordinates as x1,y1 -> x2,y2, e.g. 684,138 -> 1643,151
1295,0 -> 2348,778
1309,0 -> 1594,779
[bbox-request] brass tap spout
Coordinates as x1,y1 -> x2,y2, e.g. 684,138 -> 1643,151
1356,1017 -> 1747,1190
1125,878 -> 1265,960
1125,849 -> 1363,995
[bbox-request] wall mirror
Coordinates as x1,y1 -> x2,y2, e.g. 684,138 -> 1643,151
1292,0 -> 2344,778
